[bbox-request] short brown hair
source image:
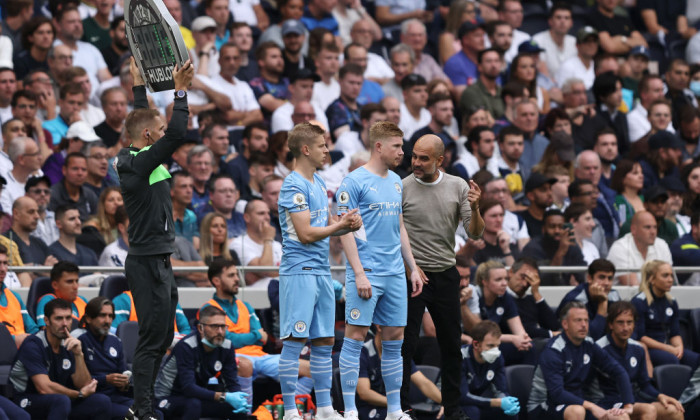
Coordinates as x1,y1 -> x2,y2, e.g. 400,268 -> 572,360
471,320 -> 501,342
287,122 -> 325,158
369,121 -> 403,144
125,108 -> 161,141
256,41 -> 282,62
61,66 -> 87,82
59,82 -> 83,100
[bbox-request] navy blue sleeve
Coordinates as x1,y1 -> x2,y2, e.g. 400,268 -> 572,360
668,300 -> 681,338
493,357 -> 509,397
536,299 -> 560,333
592,343 -> 634,405
359,348 -> 370,379
267,280 -> 279,312
631,299 -> 647,340
634,345 -> 659,400
539,347 -> 585,406
458,357 -> 493,408
172,343 -> 216,401
589,314 -> 607,341
18,337 -> 48,378
503,294 -> 519,321
222,345 -> 240,392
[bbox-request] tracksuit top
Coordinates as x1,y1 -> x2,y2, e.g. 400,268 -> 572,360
459,345 -> 508,408
72,328 -> 127,395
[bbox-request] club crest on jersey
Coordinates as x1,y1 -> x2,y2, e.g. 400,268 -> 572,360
294,321 -> 307,333
630,357 -> 637,368
486,370 -> 494,381
215,360 -> 222,371
583,354 -> 590,364
293,193 -> 306,206
666,308 -> 673,317
159,399 -> 169,408
20,398 -> 28,408
394,183 -> 401,194
109,347 -> 117,357
496,307 -> 504,315
350,308 -> 361,320
338,191 -> 350,204
63,359 -> 71,370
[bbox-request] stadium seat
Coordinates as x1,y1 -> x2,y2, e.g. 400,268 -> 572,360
653,365 -> 693,399
26,277 -> 53,321
408,365 -> 441,414
505,364 -> 535,420
98,275 -> 129,300
0,323 -> 17,393
331,367 -> 344,412
116,321 -> 139,370
689,308 -> 700,353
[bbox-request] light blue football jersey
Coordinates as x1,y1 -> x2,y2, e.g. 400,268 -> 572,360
335,167 -> 404,278
278,171 -> 331,275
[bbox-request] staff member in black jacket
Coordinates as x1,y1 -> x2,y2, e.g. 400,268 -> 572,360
115,57 -> 194,420
506,257 -> 560,340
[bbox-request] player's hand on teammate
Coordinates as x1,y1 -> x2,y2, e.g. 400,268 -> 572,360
467,180 -> 481,211
129,57 -> 145,87
355,272 -> 372,300
339,208 -> 363,232
173,59 -> 194,91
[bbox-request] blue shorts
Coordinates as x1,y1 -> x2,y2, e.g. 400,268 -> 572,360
345,274 -> 407,327
237,354 -> 281,380
279,274 -> 335,339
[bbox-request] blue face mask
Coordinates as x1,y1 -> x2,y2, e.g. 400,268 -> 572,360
201,336 -> 222,348
690,81 -> 700,97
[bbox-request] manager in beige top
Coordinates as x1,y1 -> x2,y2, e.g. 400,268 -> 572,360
399,134 -> 484,420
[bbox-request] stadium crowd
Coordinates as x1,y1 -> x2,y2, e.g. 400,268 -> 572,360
4,0 -> 700,418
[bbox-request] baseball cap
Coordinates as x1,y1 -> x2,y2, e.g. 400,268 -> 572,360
524,172 -> 557,194
643,185 -> 669,202
290,68 -> 321,83
648,130 -> 684,150
659,176 -> 686,193
282,19 -> 305,37
191,16 -> 217,32
576,26 -> 599,43
629,46 -> 651,60
66,121 -> 101,142
518,40 -> 544,54
458,20 -> 484,39
401,73 -> 427,91
549,131 -> 575,162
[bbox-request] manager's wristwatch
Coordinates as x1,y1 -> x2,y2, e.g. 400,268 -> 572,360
174,90 -> 187,100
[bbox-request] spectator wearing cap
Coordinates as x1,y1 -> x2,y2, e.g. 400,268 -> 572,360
532,3 -> 577,84
665,59 -> 698,129
590,72 -> 630,155
300,0 -> 340,35
557,27 -> 599,89
586,0 -> 647,55
638,131 -> 684,190
398,74 -> 430,141
452,126 -> 497,182
271,68 -> 327,134
495,0 -> 530,63
607,211 -> 672,285
400,19 -> 449,85
48,152 -> 98,222
618,185 -> 679,246
621,46 -> 651,100
326,63 -> 363,141
343,43 -> 385,106
671,212 -> 700,284
24,175 -> 59,245
281,20 -> 315,79
190,16 -> 220,79
382,43 -> 414,102
0,137 -> 43,213
249,42 -> 290,121
516,173 -> 555,238
335,104 -> 386,157
628,75 -> 674,144
445,20 -> 485,98
660,176 -> 691,238
459,48 -> 505,120
521,208 -> 586,286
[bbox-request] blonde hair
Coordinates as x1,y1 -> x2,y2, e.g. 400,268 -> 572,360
369,121 -> 403,145
287,122 -> 325,158
639,260 -> 673,305
199,213 -> 233,265
475,260 -> 505,288
87,187 -> 122,244
125,108 -> 161,141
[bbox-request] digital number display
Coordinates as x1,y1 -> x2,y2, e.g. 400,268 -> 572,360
132,24 -> 176,69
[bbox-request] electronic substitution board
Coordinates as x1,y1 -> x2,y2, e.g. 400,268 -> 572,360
124,0 -> 190,92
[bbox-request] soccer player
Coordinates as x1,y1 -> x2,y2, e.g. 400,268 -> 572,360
115,57 -> 194,419
335,121 -> 426,420
277,122 -> 363,420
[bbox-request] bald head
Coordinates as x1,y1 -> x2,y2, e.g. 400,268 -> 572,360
414,135 -> 444,159
12,196 -> 39,233
631,210 -> 658,247
631,211 -> 654,228
12,196 -> 35,212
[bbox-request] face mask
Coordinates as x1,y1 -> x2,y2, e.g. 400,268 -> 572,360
201,336 -> 222,348
481,347 -> 501,364
691,81 -> 700,97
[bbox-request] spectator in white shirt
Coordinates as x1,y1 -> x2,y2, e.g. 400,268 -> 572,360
557,26 -> 599,89
628,74 -> 674,144
271,68 -> 327,134
345,20 -> 390,84
335,103 -> 386,156
607,211 -> 673,286
334,0 -> 382,47
532,3 -> 577,82
496,0 -> 530,63
61,66 -> 105,125
312,42 -> 341,112
0,137 -> 42,213
383,43 -> 415,102
190,16 -> 220,78
98,205 -> 128,267
398,74 -> 430,140
25,175 -> 59,246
